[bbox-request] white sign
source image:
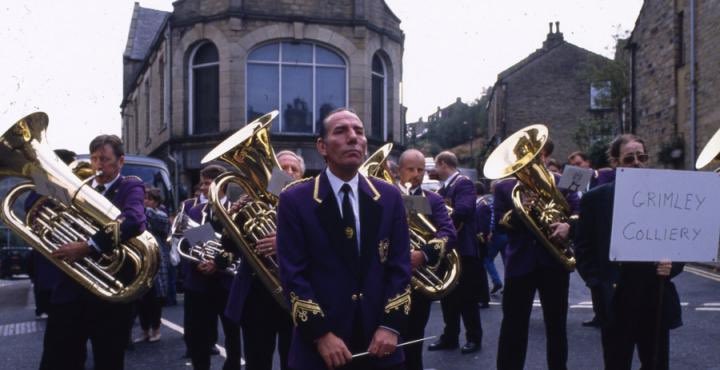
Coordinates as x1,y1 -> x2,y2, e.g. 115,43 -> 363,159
557,165 -> 593,192
610,168 -> 720,262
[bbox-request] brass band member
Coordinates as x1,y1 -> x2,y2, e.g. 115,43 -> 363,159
428,151 -> 483,355
43,135 -> 146,370
183,165 -> 242,370
224,150 -> 305,370
277,108 -> 411,370
397,149 -> 456,370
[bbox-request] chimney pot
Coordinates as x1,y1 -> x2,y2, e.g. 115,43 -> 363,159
555,21 -> 560,33
548,22 -> 553,33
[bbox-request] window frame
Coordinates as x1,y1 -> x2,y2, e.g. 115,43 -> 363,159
371,53 -> 388,141
188,41 -> 220,136
245,41 -> 349,134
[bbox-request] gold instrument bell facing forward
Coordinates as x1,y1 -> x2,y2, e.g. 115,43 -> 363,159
483,124 -> 576,271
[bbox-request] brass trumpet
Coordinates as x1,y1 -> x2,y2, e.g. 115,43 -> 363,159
0,112 -> 159,302
483,124 -> 576,271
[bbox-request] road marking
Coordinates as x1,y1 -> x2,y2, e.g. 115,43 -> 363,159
700,302 -> 720,306
685,266 -> 720,282
161,317 -> 236,361
696,307 -> 720,311
0,321 -> 40,337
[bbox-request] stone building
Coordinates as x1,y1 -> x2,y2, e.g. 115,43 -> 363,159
486,22 -> 615,163
626,0 -> 719,169
121,0 -> 405,195
428,97 -> 468,122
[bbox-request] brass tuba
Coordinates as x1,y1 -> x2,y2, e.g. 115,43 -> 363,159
696,127 -> 720,172
483,124 -> 576,271
201,111 -> 288,311
360,144 -> 461,299
0,112 -> 159,302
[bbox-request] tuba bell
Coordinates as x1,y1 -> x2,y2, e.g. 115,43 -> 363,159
360,144 -> 461,299
201,111 -> 288,311
483,124 -> 576,271
0,112 -> 159,302
696,127 -> 720,172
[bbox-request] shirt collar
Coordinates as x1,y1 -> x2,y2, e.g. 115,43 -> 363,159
443,171 -> 460,188
92,173 -> 121,193
326,168 -> 359,198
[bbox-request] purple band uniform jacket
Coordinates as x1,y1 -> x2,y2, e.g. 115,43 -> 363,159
277,172 -> 412,370
52,175 -> 146,304
416,189 -> 457,266
494,175 -> 580,278
437,174 -> 478,257
182,201 -> 233,293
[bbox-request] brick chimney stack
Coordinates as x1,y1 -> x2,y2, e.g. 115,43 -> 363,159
543,20 -> 564,49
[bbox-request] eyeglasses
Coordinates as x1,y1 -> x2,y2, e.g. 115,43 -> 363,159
620,152 -> 649,165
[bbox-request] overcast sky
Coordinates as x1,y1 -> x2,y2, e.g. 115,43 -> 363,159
0,0 -> 643,153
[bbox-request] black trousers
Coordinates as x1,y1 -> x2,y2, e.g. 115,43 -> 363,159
404,292 -> 432,370
137,290 -> 163,331
439,255 -> 483,344
39,294 -> 133,370
241,280 -> 292,370
185,286 -> 242,370
601,284 -> 670,370
497,268 -> 569,370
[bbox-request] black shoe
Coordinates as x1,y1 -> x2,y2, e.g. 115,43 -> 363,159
461,341 -> 481,354
427,339 -> 458,351
491,283 -> 503,294
582,318 -> 601,327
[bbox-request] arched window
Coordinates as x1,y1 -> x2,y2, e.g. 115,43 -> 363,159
371,54 -> 387,140
247,41 -> 347,134
189,42 -> 219,135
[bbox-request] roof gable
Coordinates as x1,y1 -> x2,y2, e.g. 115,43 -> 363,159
124,4 -> 170,61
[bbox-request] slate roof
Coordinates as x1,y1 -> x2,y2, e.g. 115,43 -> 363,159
124,3 -> 170,61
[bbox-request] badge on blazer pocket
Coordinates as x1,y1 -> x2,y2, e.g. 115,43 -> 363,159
378,238 -> 389,263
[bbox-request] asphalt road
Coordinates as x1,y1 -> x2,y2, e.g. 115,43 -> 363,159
2,261 -> 720,369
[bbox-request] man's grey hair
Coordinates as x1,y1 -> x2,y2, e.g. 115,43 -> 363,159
276,150 -> 306,175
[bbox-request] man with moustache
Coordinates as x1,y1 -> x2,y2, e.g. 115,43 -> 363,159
575,134 -> 683,370
277,108 -> 411,370
396,149 -> 456,370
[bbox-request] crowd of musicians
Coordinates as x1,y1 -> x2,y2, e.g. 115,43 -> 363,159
23,107 -> 694,370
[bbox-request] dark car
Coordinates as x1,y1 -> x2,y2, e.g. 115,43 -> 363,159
0,245 -> 32,278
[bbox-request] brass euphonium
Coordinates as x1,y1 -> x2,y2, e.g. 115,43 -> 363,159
360,144 -> 461,299
173,207 -> 240,275
696,127 -> 720,172
201,111 -> 288,311
483,124 -> 576,271
0,112 -> 159,302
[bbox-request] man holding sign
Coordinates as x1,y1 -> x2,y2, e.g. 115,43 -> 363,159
575,134 -> 683,370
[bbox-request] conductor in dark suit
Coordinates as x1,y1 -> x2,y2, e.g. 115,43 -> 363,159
575,134 -> 683,370
277,108 -> 411,370
42,135 -> 146,370
396,149 -> 456,370
428,151 -> 483,355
